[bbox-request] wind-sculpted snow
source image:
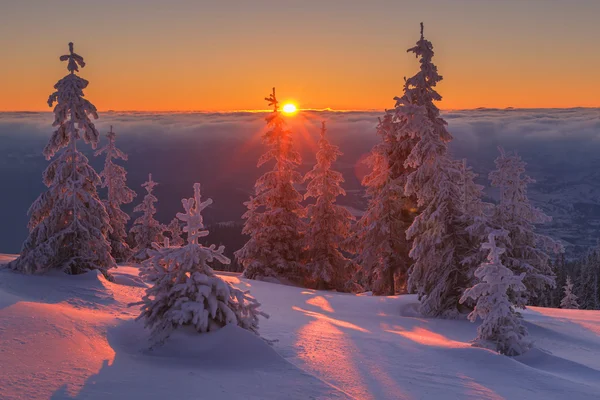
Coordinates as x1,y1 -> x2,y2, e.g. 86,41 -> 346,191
2,257 -> 599,399
0,260 -> 347,400
0,108 -> 599,255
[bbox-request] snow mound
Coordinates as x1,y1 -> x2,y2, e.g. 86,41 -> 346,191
2,258 -> 600,399
516,348 -> 600,384
108,319 -> 282,369
397,295 -> 422,317
0,263 -> 348,400
150,324 -> 282,368
0,268 -> 116,308
110,266 -> 148,288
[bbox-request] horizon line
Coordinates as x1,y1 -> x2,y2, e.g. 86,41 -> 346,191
1,106 -> 599,114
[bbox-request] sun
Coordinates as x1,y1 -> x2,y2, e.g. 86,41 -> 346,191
282,103 -> 297,114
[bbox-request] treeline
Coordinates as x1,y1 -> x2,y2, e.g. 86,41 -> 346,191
535,251 -> 600,309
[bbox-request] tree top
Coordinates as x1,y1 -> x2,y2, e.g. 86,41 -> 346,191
59,42 -> 86,74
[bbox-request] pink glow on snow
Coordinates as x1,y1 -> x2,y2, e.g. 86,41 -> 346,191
218,274 -> 242,285
0,301 -> 116,399
457,374 -> 505,400
385,326 -> 470,348
0,253 -> 17,265
579,322 -> 600,336
306,296 -> 334,313
295,319 -> 374,399
529,306 -> 600,336
360,358 -> 415,400
292,306 -> 370,333
295,316 -> 413,399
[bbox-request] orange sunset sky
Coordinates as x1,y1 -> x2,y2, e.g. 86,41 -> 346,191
1,0 -> 599,112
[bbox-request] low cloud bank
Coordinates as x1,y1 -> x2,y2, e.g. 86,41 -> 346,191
1,108 -> 598,253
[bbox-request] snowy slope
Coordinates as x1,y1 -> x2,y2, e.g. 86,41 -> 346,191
1,255 -> 599,400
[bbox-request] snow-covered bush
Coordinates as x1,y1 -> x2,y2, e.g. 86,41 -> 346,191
236,88 -> 306,283
130,174 -> 165,261
8,42 -> 115,277
135,183 -> 267,346
304,121 -> 355,290
460,231 -> 531,356
95,126 -> 136,262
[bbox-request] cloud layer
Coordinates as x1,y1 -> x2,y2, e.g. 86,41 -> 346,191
1,108 -> 599,254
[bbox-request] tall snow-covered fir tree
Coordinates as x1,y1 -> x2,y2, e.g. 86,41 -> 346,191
135,183 -> 268,346
130,173 -> 165,261
303,121 -> 355,290
560,276 -> 579,309
235,88 -> 306,283
166,217 -> 185,247
460,231 -> 531,356
352,112 -> 415,295
396,24 -> 466,317
95,126 -> 136,262
8,43 -> 115,277
489,147 -> 562,307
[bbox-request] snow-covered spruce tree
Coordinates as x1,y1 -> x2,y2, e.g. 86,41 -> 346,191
95,126 -> 137,262
560,276 -> 579,309
489,147 -> 562,307
460,231 -> 531,356
8,43 -> 115,277
135,183 -> 267,346
303,121 -> 355,290
130,173 -> 165,261
455,159 -> 492,307
352,112 -> 415,295
235,88 -> 306,283
166,217 -> 185,247
397,24 -> 466,317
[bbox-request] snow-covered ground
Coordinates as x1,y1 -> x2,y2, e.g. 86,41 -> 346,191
1,254 -> 599,400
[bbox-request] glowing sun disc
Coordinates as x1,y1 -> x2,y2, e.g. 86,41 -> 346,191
282,103 -> 297,114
